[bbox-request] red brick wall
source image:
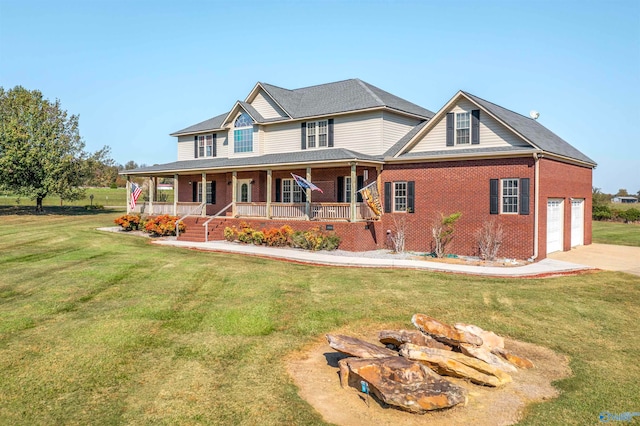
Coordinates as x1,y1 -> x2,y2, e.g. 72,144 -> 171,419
538,159 -> 593,258
381,158 -> 537,259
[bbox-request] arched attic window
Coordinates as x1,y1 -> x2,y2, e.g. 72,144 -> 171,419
234,112 -> 254,153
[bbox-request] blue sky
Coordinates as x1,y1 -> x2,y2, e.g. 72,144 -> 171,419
1,0 -> 638,194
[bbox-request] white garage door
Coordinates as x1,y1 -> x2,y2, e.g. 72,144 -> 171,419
571,199 -> 584,247
547,199 -> 564,254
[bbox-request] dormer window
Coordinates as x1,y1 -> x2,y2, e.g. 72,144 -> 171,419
456,112 -> 470,145
234,112 -> 253,153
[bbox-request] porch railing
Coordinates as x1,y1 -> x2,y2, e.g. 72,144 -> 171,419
230,202 -> 377,221
132,202 -> 201,216
311,203 -> 350,220
236,202 -> 268,218
175,201 -> 206,238
271,203 -> 307,219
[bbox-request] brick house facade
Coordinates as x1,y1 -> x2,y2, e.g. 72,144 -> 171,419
123,79 -> 595,260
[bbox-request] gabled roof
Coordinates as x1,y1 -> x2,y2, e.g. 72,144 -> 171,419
394,91 -> 596,166
260,79 -> 435,119
124,148 -> 383,175
171,79 -> 435,136
170,112 -> 227,136
462,92 -> 596,165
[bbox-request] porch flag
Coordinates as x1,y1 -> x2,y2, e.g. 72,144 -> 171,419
130,182 -> 143,210
358,181 -> 383,217
291,173 -> 323,193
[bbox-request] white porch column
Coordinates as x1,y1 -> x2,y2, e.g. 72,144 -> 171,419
350,163 -> 357,222
201,172 -> 207,217
232,171 -> 237,216
266,169 -> 272,218
305,167 -> 312,218
173,174 -> 178,216
126,176 -> 131,214
148,177 -> 154,215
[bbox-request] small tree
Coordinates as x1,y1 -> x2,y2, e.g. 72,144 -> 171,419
388,214 -> 407,253
431,212 -> 462,258
475,218 -> 504,261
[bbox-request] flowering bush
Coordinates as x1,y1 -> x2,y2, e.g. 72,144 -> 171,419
236,222 -> 255,244
114,214 -> 142,231
263,225 -> 293,246
224,226 -> 236,241
291,227 -> 340,251
144,215 -> 185,237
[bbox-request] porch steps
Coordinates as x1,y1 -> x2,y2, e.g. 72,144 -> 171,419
177,216 -> 230,242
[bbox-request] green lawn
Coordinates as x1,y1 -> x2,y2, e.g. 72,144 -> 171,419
0,187 -> 174,208
0,209 -> 639,425
592,221 -> 640,246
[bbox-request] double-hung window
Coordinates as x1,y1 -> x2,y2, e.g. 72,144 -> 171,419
198,135 -> 214,157
456,112 -> 470,145
501,179 -> 519,213
394,182 -> 408,212
307,120 -> 328,148
234,113 -> 253,153
282,179 -> 303,203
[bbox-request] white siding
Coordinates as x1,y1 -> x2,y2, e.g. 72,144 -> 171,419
177,135 -> 195,161
410,99 -> 530,153
334,111 -> 383,156
250,90 -> 287,119
382,112 -> 421,152
217,132 -> 229,158
263,121 -> 301,154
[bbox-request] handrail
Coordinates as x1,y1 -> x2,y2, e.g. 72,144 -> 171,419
175,201 -> 206,238
202,202 -> 233,242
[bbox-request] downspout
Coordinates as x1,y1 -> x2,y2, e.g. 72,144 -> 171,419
530,153 -> 541,261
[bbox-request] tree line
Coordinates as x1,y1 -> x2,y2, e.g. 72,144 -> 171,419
0,86 -> 154,211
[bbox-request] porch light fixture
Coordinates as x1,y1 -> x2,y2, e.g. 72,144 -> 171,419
188,181 -> 192,185
227,181 -> 232,185
250,179 -> 255,184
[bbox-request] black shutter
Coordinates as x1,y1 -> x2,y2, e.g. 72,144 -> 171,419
357,175 -> 364,202
212,134 -> 217,157
407,181 -> 415,213
384,182 -> 392,213
301,123 -> 307,150
192,181 -> 198,202
471,110 -> 480,145
301,189 -> 307,202
211,180 -> 216,204
520,178 -> 530,215
490,179 -> 499,214
337,176 -> 344,202
194,135 -> 198,158
275,178 -> 281,202
328,118 -> 334,147
446,113 -> 454,146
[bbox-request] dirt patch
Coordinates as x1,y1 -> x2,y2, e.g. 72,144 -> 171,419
287,334 -> 571,426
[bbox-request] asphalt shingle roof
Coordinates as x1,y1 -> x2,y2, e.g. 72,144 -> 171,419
126,148 -> 383,175
170,112 -> 227,136
462,92 -> 596,165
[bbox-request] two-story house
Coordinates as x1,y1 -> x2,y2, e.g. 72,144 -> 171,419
123,79 -> 596,260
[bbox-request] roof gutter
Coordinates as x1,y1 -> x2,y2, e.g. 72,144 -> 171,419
383,149 -> 540,164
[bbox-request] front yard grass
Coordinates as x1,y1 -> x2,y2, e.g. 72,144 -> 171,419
0,211 -> 638,425
592,221 -> 640,246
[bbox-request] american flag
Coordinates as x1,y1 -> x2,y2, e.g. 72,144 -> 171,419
130,182 -> 143,210
291,173 -> 323,193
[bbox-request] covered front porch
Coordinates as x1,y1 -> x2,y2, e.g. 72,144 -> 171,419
126,161 -> 381,222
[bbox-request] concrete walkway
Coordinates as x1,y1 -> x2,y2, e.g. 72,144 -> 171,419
548,243 -> 640,276
152,239 -> 595,278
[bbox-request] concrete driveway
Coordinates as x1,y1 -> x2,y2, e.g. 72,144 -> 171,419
548,243 -> 640,276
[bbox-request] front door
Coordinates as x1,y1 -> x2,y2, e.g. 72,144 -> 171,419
238,179 -> 251,203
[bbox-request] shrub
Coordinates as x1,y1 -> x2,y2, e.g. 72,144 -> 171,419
85,204 -> 104,210
114,214 -> 142,231
224,226 -> 236,242
237,222 -> 255,244
251,231 -> 265,245
592,204 -> 612,221
620,208 -> 640,223
431,212 -> 462,258
475,218 -> 503,261
263,225 -> 292,247
109,183 -> 118,189
144,215 -> 185,237
291,227 -> 340,251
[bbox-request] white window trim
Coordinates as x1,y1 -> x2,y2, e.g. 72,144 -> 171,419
233,113 -> 254,154
197,181 -> 214,204
281,178 -> 303,203
344,176 -> 352,203
198,134 -> 215,158
307,120 -> 328,149
393,181 -> 408,212
501,178 -> 519,214
455,112 -> 470,145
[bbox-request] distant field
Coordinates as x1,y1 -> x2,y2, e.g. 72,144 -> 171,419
593,221 -> 640,247
607,202 -> 639,211
0,187 -> 174,208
